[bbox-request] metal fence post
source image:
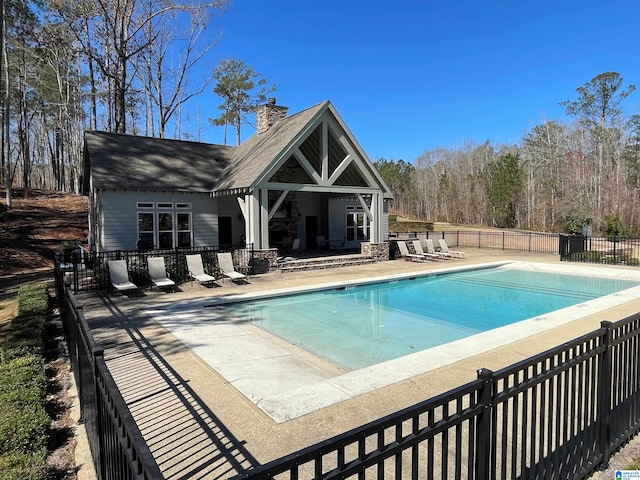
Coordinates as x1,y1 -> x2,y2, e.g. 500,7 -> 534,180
598,321 -> 613,470
476,368 -> 495,480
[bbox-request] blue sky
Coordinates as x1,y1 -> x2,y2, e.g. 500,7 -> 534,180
188,0 -> 640,162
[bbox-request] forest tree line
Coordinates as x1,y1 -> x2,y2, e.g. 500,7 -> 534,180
376,72 -> 640,237
1,1 -> 638,237
0,0 -> 242,202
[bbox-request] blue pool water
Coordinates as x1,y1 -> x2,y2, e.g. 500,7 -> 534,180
223,267 -> 640,371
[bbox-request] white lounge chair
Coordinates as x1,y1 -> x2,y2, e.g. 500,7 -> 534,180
411,240 -> 441,260
147,256 -> 176,292
216,252 -> 248,283
107,260 -> 139,293
185,254 -> 217,286
397,241 -> 434,262
424,239 -> 453,259
438,239 -> 465,258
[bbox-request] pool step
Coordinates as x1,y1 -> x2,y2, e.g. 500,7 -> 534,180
276,254 -> 376,273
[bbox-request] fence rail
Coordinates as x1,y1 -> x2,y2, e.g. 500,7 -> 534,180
57,244 -> 255,293
233,315 -> 640,480
55,269 -> 163,480
54,237 -> 640,479
391,230 -> 560,254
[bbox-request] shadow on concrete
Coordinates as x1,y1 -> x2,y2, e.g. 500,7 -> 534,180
91,293 -> 258,480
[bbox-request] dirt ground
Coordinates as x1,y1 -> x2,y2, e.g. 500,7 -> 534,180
0,188 -> 88,479
0,188 -> 88,277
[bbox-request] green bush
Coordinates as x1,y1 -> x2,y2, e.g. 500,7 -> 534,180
0,449 -> 47,480
0,403 -> 49,454
0,282 -> 50,479
0,356 -> 46,406
2,314 -> 46,363
570,250 -> 603,262
17,285 -> 48,316
389,221 -> 434,233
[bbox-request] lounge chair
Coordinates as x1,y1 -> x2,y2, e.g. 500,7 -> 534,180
411,240 -> 441,260
397,241 -> 435,262
438,239 -> 465,258
147,256 -> 176,292
107,260 -> 139,293
185,254 -> 217,286
216,252 -> 248,283
424,239 -> 453,259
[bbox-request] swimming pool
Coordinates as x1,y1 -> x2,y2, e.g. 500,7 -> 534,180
222,266 -> 640,370
146,261 -> 640,422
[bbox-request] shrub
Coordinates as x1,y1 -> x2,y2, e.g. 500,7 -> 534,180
17,285 -> 48,316
0,403 -> 49,454
389,221 -> 434,233
571,250 -> 603,262
0,449 -> 47,480
2,314 -> 46,363
0,356 -> 46,406
0,282 -> 50,479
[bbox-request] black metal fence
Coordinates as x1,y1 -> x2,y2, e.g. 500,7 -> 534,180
54,235 -> 640,479
233,315 -> 640,480
560,235 -> 640,266
54,269 -> 162,480
394,230 -> 640,266
57,244 -> 255,293
392,230 -> 560,254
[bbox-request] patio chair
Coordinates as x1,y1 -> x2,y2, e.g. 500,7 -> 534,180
316,235 -> 327,250
147,256 -> 177,292
396,241 -> 434,262
438,239 -> 466,258
107,260 -> 139,293
186,254 -> 218,286
424,239 -> 453,259
411,240 -> 441,260
216,252 -> 248,283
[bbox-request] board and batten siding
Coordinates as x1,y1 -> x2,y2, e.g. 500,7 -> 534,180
99,190 -> 218,251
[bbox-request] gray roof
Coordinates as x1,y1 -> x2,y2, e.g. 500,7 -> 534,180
216,101 -> 328,191
85,131 -> 234,192
85,100 -> 386,195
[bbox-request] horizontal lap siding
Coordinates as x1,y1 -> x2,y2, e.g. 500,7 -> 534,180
101,191 -> 218,250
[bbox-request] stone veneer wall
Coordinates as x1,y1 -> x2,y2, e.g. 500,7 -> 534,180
361,242 -> 390,262
249,249 -> 279,274
256,102 -> 288,134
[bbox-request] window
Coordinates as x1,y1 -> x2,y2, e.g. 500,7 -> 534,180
345,206 -> 369,242
177,213 -> 192,248
138,212 -> 154,248
158,212 -> 174,249
136,202 -> 192,250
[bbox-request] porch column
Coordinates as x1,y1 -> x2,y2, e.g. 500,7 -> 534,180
260,188 -> 270,249
370,193 -> 383,242
245,191 -> 263,248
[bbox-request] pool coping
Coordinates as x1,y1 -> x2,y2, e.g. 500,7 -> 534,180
143,261 -> 640,423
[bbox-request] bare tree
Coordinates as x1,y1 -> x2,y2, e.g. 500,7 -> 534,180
136,2 -> 224,138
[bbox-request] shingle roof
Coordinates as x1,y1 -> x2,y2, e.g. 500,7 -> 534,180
85,131 -> 234,192
85,100 -> 370,194
216,101 -> 328,192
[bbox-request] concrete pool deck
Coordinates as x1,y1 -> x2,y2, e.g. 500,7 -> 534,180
77,250 -> 640,479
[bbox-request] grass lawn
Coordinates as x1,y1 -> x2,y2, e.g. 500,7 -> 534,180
0,297 -> 19,347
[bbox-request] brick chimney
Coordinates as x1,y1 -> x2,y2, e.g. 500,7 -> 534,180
256,98 -> 288,134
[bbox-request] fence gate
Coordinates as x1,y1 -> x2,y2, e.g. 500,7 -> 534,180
559,234 -> 587,260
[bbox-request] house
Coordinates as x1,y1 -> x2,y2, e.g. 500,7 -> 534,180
83,99 -> 393,259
